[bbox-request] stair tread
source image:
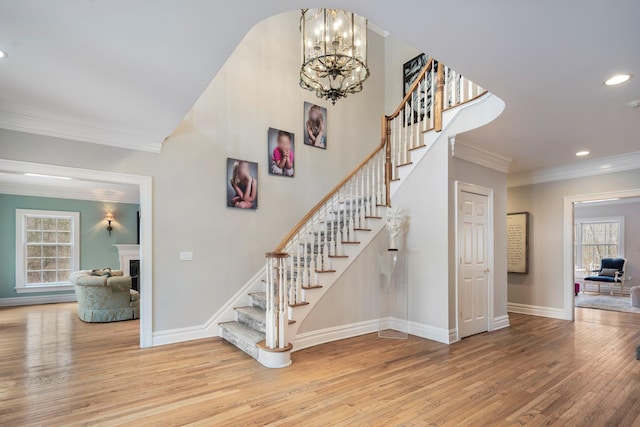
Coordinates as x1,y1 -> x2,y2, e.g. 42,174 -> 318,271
219,321 -> 265,344
302,285 -> 323,289
235,306 -> 265,321
249,292 -> 266,300
342,241 -> 361,244
366,216 -> 382,219
289,301 -> 310,307
328,255 -> 348,258
409,144 -> 427,151
354,228 -> 371,231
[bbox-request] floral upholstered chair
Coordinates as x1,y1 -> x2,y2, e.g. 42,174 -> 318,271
70,269 -> 140,322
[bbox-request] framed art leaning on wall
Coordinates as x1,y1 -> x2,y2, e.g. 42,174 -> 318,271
507,212 -> 529,274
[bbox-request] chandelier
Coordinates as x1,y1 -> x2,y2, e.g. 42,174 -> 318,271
300,9 -> 370,105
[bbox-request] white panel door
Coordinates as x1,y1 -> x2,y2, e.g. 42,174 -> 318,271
459,191 -> 489,338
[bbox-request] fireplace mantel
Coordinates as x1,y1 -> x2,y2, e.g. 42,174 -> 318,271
114,244 -> 140,277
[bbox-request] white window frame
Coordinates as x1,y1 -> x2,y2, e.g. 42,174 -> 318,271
574,216 -> 625,272
15,209 -> 80,293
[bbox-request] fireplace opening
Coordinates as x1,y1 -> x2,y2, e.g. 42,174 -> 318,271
130,260 -> 140,292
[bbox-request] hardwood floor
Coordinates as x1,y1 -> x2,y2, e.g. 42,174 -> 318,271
0,303 -> 639,426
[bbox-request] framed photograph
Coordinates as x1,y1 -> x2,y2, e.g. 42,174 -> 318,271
402,53 -> 433,126
227,158 -> 258,210
268,128 -> 295,177
507,212 -> 529,274
303,102 -> 327,149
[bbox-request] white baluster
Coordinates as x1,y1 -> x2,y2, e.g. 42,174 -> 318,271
360,170 -> 366,227
278,257 -> 286,348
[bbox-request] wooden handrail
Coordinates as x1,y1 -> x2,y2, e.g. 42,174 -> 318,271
386,58 -> 434,120
273,58 -> 462,253
274,117 -> 389,252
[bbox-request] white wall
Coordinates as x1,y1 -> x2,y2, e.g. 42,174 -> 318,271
575,200 -> 640,282
0,11 -> 386,333
507,169 -> 640,310
384,35 -> 421,114
391,137 -> 451,332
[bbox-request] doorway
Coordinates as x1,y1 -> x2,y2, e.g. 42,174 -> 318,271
0,158 -> 153,348
562,188 -> 640,321
456,182 -> 494,339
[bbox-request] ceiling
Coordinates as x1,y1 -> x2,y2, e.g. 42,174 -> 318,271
0,1 -> 638,173
0,171 -> 139,204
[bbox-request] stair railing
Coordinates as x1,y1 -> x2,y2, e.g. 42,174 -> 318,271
262,58 -> 486,351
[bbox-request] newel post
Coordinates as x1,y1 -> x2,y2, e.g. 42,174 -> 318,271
434,63 -> 445,132
264,251 -> 290,350
383,115 -> 392,207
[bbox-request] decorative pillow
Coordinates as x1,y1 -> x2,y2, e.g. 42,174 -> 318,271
600,268 -> 618,277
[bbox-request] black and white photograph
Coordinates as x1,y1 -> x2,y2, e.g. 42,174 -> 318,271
402,53 -> 433,126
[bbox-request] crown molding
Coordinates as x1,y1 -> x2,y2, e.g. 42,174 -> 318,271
0,109 -> 164,153
368,22 -> 390,37
451,139 -> 511,173
508,151 -> 640,188
0,182 -> 139,204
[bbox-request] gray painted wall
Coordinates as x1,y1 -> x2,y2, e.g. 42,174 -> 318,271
507,169 -> 640,309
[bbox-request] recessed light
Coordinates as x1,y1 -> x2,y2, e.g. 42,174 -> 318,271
576,150 -> 590,157
604,74 -> 632,86
0,49 -> 7,59
24,173 -> 72,180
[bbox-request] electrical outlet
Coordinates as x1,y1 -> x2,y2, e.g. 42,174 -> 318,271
179,251 -> 193,261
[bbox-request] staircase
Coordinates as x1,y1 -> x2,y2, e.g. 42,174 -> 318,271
216,59 -> 497,367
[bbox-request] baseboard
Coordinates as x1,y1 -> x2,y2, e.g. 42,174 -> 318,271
0,293 -> 76,307
293,319 -> 381,352
152,267 -> 266,347
507,302 -> 565,320
405,319 -> 452,344
492,314 -> 511,330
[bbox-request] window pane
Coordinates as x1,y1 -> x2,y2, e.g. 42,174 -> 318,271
58,258 -> 70,270
58,271 -> 70,282
27,246 -> 42,257
43,232 -> 57,243
57,219 -> 71,231
43,218 -> 57,230
57,232 -> 71,244
27,258 -> 42,270
43,271 -> 57,283
43,258 -> 57,270
26,217 -> 42,230
27,231 -> 42,243
58,246 -> 70,257
43,246 -> 57,257
27,272 -> 42,284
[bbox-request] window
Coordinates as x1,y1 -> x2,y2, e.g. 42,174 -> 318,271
574,217 -> 624,272
15,209 -> 80,293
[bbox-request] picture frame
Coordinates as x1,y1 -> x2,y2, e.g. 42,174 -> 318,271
227,158 -> 258,210
402,53 -> 433,127
507,212 -> 529,274
303,102 -> 327,149
268,128 -> 295,177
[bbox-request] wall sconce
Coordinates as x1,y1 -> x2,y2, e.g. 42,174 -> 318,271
105,210 -> 114,236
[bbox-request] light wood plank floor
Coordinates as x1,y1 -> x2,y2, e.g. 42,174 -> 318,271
1,303 -> 639,426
